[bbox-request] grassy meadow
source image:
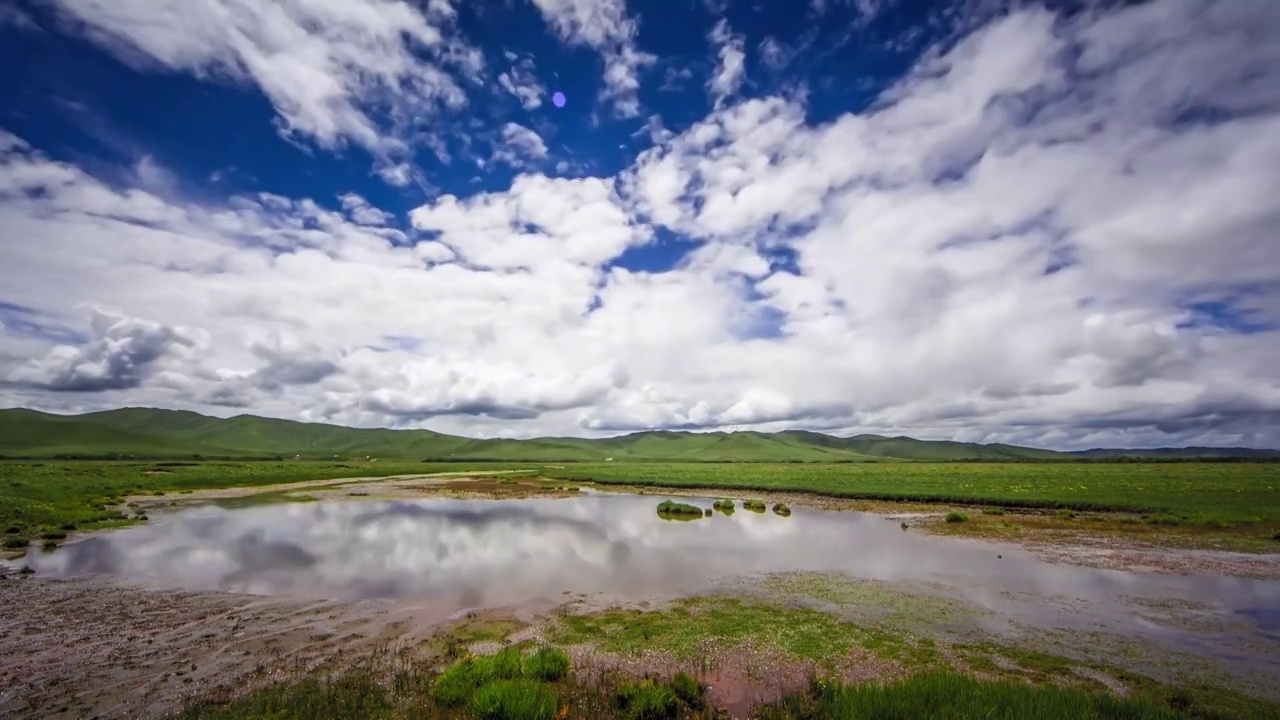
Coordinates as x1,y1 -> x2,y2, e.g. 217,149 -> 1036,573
537,462 -> 1280,528
4,459 -> 1280,549
0,460 -> 523,546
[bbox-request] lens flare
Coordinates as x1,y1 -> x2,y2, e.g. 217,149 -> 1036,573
552,91 -> 566,108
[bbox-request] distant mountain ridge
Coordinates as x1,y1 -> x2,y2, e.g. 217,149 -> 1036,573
1,407 -> 1277,461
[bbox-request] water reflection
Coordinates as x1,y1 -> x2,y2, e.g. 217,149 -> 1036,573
33,492 -> 1280,629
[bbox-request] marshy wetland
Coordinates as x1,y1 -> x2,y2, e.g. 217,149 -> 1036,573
3,469 -> 1280,719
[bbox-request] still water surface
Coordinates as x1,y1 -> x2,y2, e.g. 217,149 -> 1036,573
32,490 -> 1280,677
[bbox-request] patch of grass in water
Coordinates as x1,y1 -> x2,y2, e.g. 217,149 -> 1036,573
669,672 -> 704,709
548,595 -> 921,669
614,680 -> 677,720
761,573 -> 980,635
772,503 -> 791,516
655,500 -> 704,520
742,499 -> 766,513
945,511 -> 969,523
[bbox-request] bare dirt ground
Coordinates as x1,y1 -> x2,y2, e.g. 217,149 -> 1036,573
0,574 -> 476,719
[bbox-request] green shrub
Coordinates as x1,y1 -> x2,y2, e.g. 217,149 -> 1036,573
470,680 -> 557,720
523,647 -> 570,682
1056,509 -> 1076,520
669,672 -> 704,708
3,536 -> 28,549
4,525 -> 22,534
772,503 -> 791,516
39,529 -> 67,540
713,499 -> 734,510
743,500 -> 766,513
945,512 -> 968,523
616,680 -> 678,720
983,507 -> 1006,516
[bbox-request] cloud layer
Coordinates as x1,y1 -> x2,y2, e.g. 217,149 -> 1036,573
3,0 -> 1280,449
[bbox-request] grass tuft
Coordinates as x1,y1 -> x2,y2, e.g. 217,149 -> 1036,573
523,647 -> 570,682
1056,508 -> 1077,520
3,536 -> 27,549
615,680 -> 678,720
669,672 -> 704,708
431,657 -> 481,708
469,679 -> 558,720
945,511 -> 968,523
742,499 -> 767,513
772,503 -> 792,516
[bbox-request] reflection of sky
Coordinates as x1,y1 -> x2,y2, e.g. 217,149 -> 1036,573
34,494 -> 1280,625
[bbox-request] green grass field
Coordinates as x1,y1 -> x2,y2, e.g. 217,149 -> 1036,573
3,460 -> 1280,548
538,462 -> 1280,527
0,460 -> 522,544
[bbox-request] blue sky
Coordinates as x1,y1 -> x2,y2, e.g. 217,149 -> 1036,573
1,0 -> 1279,449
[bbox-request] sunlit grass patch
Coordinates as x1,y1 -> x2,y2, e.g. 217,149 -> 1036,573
470,679 -> 558,720
524,647 -> 571,682
754,671 -> 1253,720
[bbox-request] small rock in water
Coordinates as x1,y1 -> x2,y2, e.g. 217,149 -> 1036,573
900,521 -> 908,530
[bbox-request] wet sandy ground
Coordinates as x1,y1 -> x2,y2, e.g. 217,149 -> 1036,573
0,574 -> 472,719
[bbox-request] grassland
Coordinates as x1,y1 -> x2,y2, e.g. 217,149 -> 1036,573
0,460 -> 524,547
4,460 -> 1280,550
537,462 -> 1280,529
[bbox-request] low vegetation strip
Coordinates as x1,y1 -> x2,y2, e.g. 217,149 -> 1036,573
754,671 -> 1277,720
0,460 -> 531,543
169,638 -> 1280,720
537,462 -> 1280,527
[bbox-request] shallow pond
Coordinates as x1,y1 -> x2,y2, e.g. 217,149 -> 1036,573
28,490 -> 1280,681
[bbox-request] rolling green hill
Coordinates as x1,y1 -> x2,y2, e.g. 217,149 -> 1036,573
1,406 -> 1276,461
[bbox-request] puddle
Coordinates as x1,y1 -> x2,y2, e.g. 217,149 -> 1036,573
25,492 -> 1280,680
